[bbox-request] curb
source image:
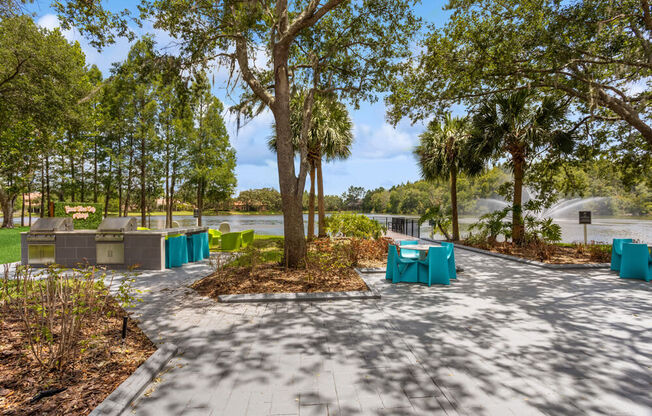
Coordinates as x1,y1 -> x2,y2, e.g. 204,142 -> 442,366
421,238 -> 610,270
88,342 -> 178,416
217,270 -> 381,303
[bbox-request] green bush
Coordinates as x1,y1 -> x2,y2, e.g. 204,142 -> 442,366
323,213 -> 386,239
53,202 -> 103,229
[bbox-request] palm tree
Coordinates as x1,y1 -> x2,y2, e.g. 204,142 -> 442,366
269,92 -> 353,240
470,90 -> 573,245
415,114 -> 482,241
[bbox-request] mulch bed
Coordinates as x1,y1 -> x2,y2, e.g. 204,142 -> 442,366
192,264 -> 368,298
0,298 -> 155,416
462,241 -> 610,264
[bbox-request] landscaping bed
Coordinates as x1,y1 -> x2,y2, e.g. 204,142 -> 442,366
193,235 -> 392,298
460,240 -> 611,264
0,268 -> 155,416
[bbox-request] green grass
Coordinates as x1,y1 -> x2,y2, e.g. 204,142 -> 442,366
228,234 -> 284,267
0,227 -> 28,264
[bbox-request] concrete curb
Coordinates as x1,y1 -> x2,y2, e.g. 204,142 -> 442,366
421,238 -> 610,270
88,342 -> 178,416
217,269 -> 381,303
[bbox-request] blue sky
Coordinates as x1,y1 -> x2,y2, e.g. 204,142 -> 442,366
27,1 -> 451,196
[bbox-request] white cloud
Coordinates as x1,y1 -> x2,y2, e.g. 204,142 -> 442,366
353,122 -> 419,159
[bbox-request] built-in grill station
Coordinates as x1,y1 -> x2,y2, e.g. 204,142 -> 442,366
95,217 -> 137,264
26,217 -> 73,265
22,217 -> 208,270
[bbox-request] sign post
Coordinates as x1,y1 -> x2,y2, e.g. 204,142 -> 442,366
579,211 -> 591,245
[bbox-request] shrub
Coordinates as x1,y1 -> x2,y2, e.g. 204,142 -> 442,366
1,264 -> 139,374
323,213 -> 386,239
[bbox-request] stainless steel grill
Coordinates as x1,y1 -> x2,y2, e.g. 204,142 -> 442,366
27,217 -> 73,264
95,217 -> 137,264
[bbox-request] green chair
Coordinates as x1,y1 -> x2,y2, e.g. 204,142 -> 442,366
220,232 -> 242,252
208,229 -> 222,250
241,230 -> 255,248
137,227 -> 150,231
619,243 -> 651,282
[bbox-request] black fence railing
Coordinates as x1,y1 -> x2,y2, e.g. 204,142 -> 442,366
375,216 -> 420,238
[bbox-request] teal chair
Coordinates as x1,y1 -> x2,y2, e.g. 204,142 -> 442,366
417,247 -> 451,286
200,232 -> 210,258
385,245 -> 418,284
187,233 -> 203,262
167,235 -> 187,267
611,238 -> 633,271
440,242 -> 457,279
398,240 -> 420,259
619,243 -> 651,282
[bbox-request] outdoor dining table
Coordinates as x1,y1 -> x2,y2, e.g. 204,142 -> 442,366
398,242 -> 464,272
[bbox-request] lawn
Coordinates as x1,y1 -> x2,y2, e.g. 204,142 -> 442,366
0,227 -> 28,264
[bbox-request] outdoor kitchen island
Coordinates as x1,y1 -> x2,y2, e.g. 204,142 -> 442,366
21,217 -> 209,270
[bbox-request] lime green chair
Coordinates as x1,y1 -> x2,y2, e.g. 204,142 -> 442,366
241,230 -> 255,248
208,229 -> 222,250
137,227 -> 150,231
220,232 -> 242,251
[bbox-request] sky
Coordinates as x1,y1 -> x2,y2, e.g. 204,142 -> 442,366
26,1 -> 451,196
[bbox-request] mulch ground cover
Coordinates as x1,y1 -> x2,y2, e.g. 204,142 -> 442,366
462,241 -> 611,264
193,263 -> 368,298
0,298 -> 155,416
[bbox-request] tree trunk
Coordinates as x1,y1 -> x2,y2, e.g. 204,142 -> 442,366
80,155 -> 85,202
70,153 -> 76,202
93,139 -> 98,203
169,153 -> 177,229
307,161 -> 316,241
316,156 -> 326,237
140,130 -> 146,227
512,153 -> 525,245
20,193 -> 25,227
27,181 -> 32,226
40,159 -> 45,218
165,138 -> 170,228
45,156 -> 51,213
0,188 -> 15,228
450,169 -> 459,241
104,158 -> 113,218
197,179 -> 203,227
123,137 -> 134,217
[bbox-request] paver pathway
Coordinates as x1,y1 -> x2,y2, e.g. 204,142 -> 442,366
116,243 -> 651,416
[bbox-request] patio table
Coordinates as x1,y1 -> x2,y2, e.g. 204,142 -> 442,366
398,244 -> 464,272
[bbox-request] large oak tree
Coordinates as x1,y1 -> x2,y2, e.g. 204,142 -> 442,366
56,0 -> 420,266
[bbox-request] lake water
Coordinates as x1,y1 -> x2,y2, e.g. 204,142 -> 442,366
134,213 -> 651,244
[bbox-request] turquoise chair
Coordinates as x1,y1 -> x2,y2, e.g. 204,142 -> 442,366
167,235 -> 187,267
619,243 -> 651,282
417,247 -> 451,286
165,238 -> 170,268
611,238 -> 633,271
440,242 -> 457,279
200,232 -> 210,258
187,233 -> 203,262
398,240 -> 420,259
385,245 -> 418,284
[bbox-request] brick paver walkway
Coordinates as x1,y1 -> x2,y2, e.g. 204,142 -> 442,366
117,242 -> 652,416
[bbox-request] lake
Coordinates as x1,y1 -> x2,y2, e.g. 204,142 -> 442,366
134,213 -> 651,244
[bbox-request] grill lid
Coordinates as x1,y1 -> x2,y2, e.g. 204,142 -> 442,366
97,217 -> 137,232
30,217 -> 73,233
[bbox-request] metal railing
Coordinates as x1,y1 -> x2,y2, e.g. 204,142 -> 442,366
375,216 -> 420,238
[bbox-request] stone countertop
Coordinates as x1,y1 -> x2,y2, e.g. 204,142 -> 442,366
21,227 -> 209,236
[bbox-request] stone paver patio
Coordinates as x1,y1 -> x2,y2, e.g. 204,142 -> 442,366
117,243 -> 652,416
